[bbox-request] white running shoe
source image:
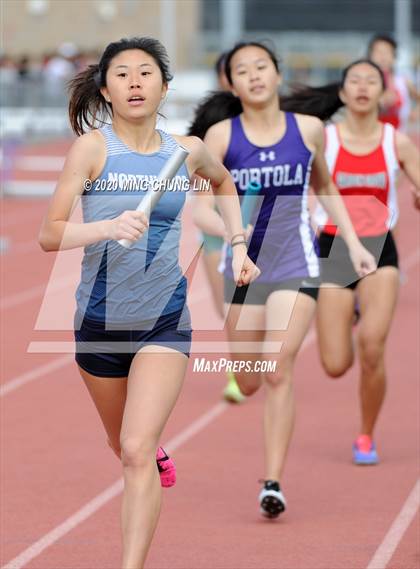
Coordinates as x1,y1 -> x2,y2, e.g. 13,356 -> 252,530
259,480 -> 287,518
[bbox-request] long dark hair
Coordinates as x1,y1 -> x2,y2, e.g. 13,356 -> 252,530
281,58 -> 385,120
68,37 -> 173,136
188,91 -> 242,139
188,54 -> 386,137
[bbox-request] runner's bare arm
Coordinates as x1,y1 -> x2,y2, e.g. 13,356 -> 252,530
396,131 -> 420,209
192,189 -> 227,238
309,119 -> 362,246
177,124 -> 232,238
38,132 -> 148,251
177,132 -> 244,241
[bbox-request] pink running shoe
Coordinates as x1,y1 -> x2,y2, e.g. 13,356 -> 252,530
156,447 -> 176,487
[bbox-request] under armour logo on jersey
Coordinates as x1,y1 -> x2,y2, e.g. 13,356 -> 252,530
259,151 -> 276,162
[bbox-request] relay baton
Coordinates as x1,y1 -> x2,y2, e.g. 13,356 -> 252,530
241,180 -> 261,228
227,180 -> 262,256
118,145 -> 190,248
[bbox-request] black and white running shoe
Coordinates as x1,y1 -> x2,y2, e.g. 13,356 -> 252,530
259,480 -> 286,518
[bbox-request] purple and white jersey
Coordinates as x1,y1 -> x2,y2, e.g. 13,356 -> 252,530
222,112 -> 319,282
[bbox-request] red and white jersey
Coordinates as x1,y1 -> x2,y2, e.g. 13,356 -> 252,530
315,123 -> 400,237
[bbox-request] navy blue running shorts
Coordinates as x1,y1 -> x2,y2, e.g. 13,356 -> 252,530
74,309 -> 192,378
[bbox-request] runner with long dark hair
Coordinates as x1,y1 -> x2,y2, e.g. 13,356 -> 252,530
39,37 -> 258,567
310,59 -> 420,464
192,41 -> 376,518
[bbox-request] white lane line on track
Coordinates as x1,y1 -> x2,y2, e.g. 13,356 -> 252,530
366,479 -> 420,569
16,156 -> 65,171
401,247 -> 420,271
8,241 -> 40,255
3,181 -> 57,197
0,401 -> 228,569
0,355 -> 74,397
1,274 -> 79,311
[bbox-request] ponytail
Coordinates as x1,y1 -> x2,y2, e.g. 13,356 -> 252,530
280,59 -> 385,121
188,86 -> 342,135
280,82 -> 343,121
187,91 -> 242,139
68,64 -> 110,136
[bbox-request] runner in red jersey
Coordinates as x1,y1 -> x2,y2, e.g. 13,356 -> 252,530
367,34 -> 420,133
314,60 -> 420,465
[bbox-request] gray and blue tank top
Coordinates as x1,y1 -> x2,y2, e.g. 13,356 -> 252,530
75,125 -> 190,328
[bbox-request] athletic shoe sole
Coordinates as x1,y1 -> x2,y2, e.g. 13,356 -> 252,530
222,381 -> 246,404
353,446 -> 379,466
156,447 -> 176,487
259,489 -> 286,519
353,453 -> 379,465
222,387 -> 246,404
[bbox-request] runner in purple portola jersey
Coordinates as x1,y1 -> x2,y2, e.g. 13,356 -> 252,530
192,41 -> 374,520
221,112 -> 319,283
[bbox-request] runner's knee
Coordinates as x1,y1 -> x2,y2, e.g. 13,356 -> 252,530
358,331 -> 385,372
236,371 -> 261,396
321,351 -> 353,378
263,352 -> 294,388
120,437 -> 157,469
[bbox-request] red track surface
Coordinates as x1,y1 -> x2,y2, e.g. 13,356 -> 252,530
1,139 -> 419,569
